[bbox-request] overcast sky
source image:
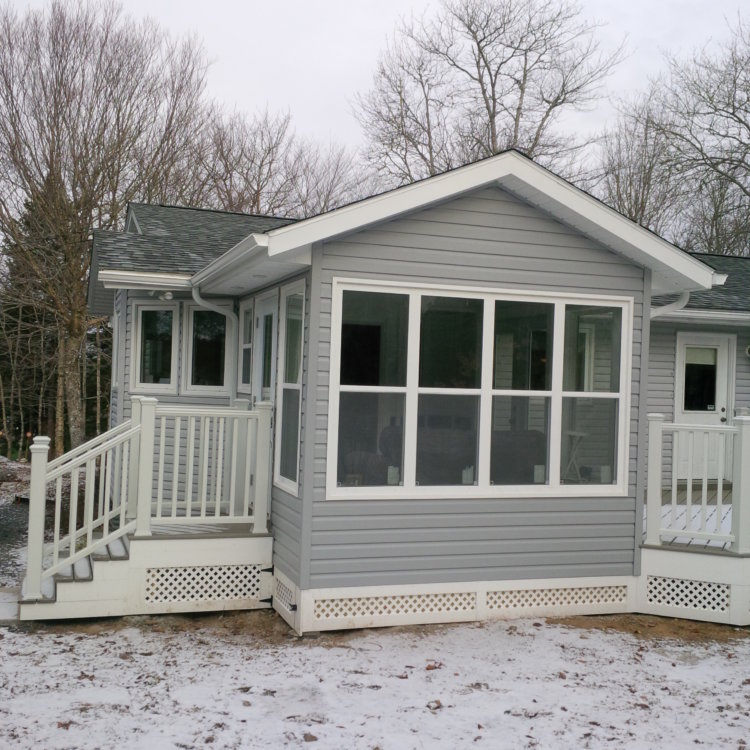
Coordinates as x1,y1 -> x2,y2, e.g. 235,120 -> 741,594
15,0 -> 748,147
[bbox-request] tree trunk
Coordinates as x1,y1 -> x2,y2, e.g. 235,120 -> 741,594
95,326 -> 101,435
54,344 -> 65,458
61,331 -> 85,449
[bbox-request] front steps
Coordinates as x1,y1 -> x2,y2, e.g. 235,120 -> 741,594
20,532 -> 273,621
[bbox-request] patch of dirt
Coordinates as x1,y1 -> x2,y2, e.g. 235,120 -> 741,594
552,612 -> 750,643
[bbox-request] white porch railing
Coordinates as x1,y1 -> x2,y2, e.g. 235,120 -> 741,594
646,414 -> 750,553
24,397 -> 272,600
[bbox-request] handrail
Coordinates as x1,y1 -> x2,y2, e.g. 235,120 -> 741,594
47,420 -> 133,471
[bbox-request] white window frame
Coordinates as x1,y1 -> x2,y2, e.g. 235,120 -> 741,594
326,277 -> 633,500
274,280 -> 305,495
181,301 -> 235,396
237,298 -> 254,394
131,301 -> 180,395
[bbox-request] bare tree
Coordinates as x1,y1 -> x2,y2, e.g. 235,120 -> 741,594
356,0 -> 623,185
596,89 -> 685,237
0,1 -> 210,450
657,18 -> 750,202
201,109 -> 360,218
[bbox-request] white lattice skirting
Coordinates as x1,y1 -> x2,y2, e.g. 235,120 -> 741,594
646,576 -> 730,613
145,564 -> 263,604
298,577 -> 634,632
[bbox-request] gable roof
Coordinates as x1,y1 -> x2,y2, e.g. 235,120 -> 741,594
92,151 -> 721,308
195,150 -> 718,296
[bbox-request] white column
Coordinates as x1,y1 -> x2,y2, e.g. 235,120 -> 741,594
135,397 -> 157,537
731,416 -> 750,554
25,436 -> 51,600
232,399 -> 251,516
253,402 -> 273,534
645,414 -> 665,547
126,397 -> 143,520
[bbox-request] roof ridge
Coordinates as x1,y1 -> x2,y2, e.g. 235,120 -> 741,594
128,202 -> 295,222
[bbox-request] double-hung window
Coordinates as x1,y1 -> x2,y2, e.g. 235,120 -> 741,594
328,280 -> 631,498
274,282 -> 305,493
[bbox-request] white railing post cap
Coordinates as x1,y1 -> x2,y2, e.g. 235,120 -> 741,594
30,436 -> 51,451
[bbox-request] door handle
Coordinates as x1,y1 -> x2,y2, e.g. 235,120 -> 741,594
721,417 -> 727,423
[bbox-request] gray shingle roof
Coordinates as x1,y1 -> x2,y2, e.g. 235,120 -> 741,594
653,253 -> 750,313
88,204 -> 295,314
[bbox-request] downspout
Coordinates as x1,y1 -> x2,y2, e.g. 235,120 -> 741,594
650,291 -> 690,319
191,285 -> 239,330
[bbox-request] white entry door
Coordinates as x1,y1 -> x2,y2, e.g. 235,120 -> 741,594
674,332 -> 735,479
252,292 -> 278,406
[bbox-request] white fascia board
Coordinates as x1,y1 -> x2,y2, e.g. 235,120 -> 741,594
191,233 -> 269,287
99,269 -> 192,290
265,151 -> 716,292
652,309 -> 750,324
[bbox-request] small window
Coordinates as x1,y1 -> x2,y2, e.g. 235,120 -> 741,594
275,283 -> 305,492
238,300 -> 253,392
133,304 -> 178,393
684,347 -> 717,412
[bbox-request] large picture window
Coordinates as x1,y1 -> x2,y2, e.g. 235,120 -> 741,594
328,281 -> 631,498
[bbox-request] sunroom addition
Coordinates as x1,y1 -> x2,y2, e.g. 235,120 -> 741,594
327,280 -> 631,498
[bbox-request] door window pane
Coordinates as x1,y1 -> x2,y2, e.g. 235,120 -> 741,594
491,396 -> 550,484
284,293 -> 304,384
341,291 -> 408,386
337,393 -> 405,487
279,388 -> 300,481
494,301 -> 554,390
140,309 -> 173,384
416,395 -> 479,485
563,306 -> 622,392
191,310 -> 226,386
684,347 -> 717,411
420,297 -> 483,388
561,397 -> 618,484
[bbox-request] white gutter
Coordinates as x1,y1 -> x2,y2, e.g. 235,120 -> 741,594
191,233 -> 269,287
100,270 -> 192,290
650,291 -> 690,319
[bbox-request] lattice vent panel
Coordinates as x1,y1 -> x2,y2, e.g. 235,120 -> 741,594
145,565 -> 263,604
315,591 -> 476,621
274,578 -> 296,612
487,585 -> 628,611
646,576 -> 729,613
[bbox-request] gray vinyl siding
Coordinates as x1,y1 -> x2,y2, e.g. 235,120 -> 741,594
304,185 -> 646,589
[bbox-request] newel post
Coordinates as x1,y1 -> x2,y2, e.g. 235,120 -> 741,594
135,397 -> 157,537
253,402 -> 273,534
126,397 -> 143,520
731,416 -> 750,554
645,414 -> 665,547
25,436 -> 51,600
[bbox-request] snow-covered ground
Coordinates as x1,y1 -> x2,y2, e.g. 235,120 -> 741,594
1,612 -> 749,749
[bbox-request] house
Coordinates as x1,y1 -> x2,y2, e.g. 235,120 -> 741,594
19,150 -> 750,631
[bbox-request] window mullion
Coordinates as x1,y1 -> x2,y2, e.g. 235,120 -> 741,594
548,301 -> 566,487
403,292 -> 421,488
478,297 -> 494,487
